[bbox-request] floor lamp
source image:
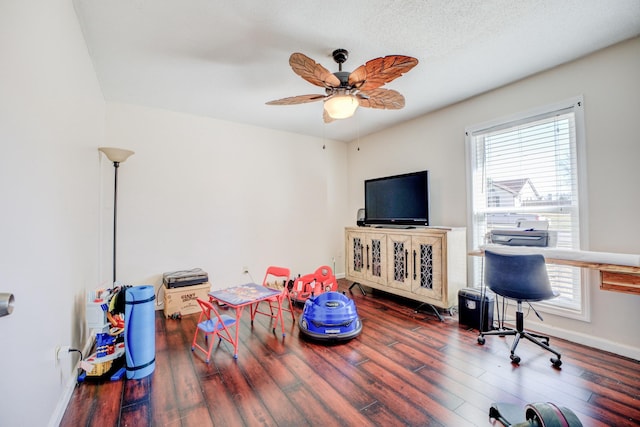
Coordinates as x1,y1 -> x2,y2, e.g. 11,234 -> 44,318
99,147 -> 134,286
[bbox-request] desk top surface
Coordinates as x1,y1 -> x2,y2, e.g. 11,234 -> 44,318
472,245 -> 640,273
209,283 -> 280,306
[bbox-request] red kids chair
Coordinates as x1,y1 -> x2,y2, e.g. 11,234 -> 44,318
250,266 -> 294,336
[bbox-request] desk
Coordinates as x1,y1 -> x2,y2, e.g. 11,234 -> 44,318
470,245 -> 640,295
208,283 -> 281,358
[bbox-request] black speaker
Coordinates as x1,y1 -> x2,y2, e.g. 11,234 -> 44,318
458,288 -> 494,331
356,208 -> 365,226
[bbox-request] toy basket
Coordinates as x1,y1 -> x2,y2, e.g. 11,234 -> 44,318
83,342 -> 125,378
85,359 -> 113,377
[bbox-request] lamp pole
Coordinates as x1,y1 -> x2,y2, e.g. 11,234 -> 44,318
112,160 -> 120,284
99,147 -> 134,287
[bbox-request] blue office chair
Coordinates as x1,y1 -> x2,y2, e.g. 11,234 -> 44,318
477,250 -> 562,367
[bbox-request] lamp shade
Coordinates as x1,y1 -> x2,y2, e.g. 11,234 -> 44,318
99,147 -> 135,163
324,95 -> 359,119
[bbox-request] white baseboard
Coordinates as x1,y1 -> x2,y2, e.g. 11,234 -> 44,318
48,334 -> 96,427
502,320 -> 639,361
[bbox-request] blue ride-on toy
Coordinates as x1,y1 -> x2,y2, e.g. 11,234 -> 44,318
298,291 -> 362,341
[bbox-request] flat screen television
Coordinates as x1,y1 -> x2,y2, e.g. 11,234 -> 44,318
364,170 -> 430,227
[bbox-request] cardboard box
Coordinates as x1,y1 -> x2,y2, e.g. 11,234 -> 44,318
163,282 -> 210,317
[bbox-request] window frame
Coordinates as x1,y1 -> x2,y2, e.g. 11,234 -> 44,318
465,96 -> 590,321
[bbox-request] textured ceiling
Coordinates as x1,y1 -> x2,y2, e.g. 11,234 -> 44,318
73,0 -> 640,142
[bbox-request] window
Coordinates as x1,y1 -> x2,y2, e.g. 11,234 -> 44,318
466,97 -> 588,318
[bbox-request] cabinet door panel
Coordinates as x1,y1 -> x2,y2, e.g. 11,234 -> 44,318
365,233 -> 387,285
386,234 -> 412,292
411,235 -> 443,301
346,231 -> 365,280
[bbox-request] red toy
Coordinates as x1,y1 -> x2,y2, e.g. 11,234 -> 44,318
290,265 -> 338,305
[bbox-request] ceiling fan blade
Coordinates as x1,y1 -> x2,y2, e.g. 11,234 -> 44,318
348,65 -> 367,89
266,94 -> 327,105
357,88 -> 405,110
290,53 -> 341,88
349,55 -> 418,91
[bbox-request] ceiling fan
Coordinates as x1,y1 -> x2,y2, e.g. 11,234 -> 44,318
266,49 -> 418,123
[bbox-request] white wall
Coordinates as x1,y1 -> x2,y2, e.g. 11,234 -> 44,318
0,1 -> 105,426
347,37 -> 640,359
2,3 -> 637,424
102,103 -> 349,293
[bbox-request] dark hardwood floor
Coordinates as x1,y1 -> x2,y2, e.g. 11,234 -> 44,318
61,280 -> 640,426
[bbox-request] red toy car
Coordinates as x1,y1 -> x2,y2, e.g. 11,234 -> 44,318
289,265 -> 338,305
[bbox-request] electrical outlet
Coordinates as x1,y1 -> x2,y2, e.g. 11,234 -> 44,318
56,345 -> 70,361
242,266 -> 249,274
54,345 -> 69,367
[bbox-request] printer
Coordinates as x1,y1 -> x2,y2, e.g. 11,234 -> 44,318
489,220 -> 557,247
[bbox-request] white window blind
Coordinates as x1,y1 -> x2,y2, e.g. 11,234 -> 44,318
466,98 -> 586,315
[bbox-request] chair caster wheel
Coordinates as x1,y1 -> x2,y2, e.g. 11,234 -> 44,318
551,357 -> 562,367
477,336 -> 486,345
510,354 -> 521,364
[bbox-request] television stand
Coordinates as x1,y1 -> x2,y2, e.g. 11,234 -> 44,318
348,281 -> 366,295
415,302 -> 444,322
345,226 -> 466,317
373,224 -> 419,229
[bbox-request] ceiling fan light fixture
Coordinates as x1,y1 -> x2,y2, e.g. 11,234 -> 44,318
324,95 -> 359,119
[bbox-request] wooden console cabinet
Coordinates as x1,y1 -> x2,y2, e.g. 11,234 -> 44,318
345,226 -> 466,312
